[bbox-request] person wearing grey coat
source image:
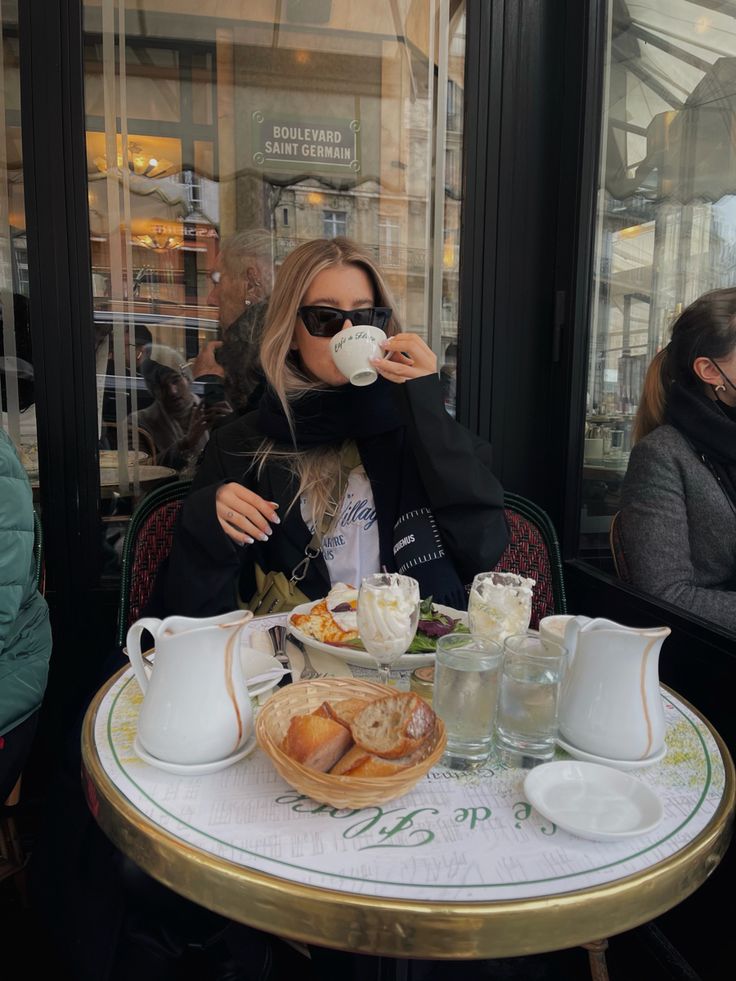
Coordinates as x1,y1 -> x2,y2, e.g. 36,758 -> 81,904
621,425 -> 736,632
619,287 -> 736,634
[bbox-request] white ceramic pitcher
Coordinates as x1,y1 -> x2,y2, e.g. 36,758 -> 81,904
557,617 -> 670,761
127,610 -> 254,765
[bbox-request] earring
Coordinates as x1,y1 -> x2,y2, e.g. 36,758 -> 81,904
715,383 -> 727,392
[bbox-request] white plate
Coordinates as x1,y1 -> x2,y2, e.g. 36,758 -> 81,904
524,760 -> 663,842
133,733 -> 257,776
286,601 -> 467,669
556,736 -> 666,772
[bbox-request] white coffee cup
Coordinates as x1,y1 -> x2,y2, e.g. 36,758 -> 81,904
330,325 -> 388,386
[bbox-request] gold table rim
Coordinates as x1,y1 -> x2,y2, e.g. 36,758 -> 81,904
81,671 -> 735,959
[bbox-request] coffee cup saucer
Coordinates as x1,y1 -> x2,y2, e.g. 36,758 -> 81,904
556,735 -> 666,772
133,733 -> 257,776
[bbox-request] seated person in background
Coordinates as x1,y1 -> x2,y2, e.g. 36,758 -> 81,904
101,322 -> 154,427
0,427 -> 52,802
149,236 -> 508,621
214,298 -> 269,415
620,287 -> 736,632
191,229 -> 274,420
127,348 -> 229,473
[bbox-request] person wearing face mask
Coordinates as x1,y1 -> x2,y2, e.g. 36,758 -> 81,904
620,287 -> 736,631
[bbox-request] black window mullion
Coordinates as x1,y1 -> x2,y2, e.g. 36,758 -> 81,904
19,1 -> 100,597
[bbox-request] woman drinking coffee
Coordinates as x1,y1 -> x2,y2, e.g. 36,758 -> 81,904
149,236 -> 509,618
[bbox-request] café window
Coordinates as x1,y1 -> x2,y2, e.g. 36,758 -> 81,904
322,210 -> 348,239
378,216 -> 400,267
82,0 -> 467,580
580,0 -> 736,565
1,1 -> 37,492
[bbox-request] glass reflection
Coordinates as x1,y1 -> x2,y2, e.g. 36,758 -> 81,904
581,0 -> 736,598
83,0 -> 466,576
1,3 -> 37,483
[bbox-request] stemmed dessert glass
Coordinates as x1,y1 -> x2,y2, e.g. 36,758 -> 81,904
357,573 -> 420,685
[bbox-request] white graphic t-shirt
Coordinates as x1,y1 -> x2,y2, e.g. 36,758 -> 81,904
301,465 -> 380,588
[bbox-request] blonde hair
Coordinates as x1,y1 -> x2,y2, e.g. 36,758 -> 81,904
256,237 -> 400,529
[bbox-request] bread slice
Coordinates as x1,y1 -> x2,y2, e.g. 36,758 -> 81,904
350,692 -> 436,759
281,714 -> 353,772
313,697 -> 371,729
330,727 -> 437,776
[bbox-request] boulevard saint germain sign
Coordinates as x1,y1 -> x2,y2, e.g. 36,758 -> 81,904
252,111 -> 361,173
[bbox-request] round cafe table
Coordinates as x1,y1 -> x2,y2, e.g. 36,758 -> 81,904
81,666 -> 734,963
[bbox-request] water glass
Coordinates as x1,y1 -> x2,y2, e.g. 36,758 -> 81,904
494,631 -> 567,768
468,571 -> 535,643
434,633 -> 504,770
357,573 -> 420,685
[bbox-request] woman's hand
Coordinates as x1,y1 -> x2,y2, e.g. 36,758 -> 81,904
215,483 -> 280,545
372,332 -> 438,384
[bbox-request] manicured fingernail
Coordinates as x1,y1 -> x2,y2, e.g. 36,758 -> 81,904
271,513 -> 280,524
270,501 -> 280,508
259,532 -> 270,541
244,536 -> 254,545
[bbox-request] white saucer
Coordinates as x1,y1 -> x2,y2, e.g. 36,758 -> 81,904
556,736 -> 666,771
524,760 -> 663,842
133,734 -> 257,775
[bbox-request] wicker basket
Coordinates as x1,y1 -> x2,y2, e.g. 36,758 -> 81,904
255,678 -> 447,808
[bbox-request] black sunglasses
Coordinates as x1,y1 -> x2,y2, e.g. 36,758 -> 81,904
297,305 -> 392,338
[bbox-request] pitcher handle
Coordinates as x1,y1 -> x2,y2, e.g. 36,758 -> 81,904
126,618 -> 162,694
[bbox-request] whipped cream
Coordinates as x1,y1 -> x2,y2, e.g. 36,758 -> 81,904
469,572 -> 535,642
356,575 -> 418,659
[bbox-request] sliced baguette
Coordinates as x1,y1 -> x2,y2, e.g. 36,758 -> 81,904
281,714 -> 353,772
330,727 -> 437,776
313,697 -> 371,729
350,692 -> 436,759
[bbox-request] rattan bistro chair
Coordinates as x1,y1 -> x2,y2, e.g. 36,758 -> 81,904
492,492 -> 567,627
609,510 -> 631,583
116,479 -> 192,647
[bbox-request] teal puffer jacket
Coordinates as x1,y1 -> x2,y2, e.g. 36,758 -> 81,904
0,428 -> 52,736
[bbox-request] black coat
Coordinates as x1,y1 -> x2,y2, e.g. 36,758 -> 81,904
147,374 -> 508,618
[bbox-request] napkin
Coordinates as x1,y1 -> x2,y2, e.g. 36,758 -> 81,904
239,635 -> 290,688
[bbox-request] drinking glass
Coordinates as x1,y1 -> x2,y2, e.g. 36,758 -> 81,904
494,631 -> 568,768
357,573 -> 420,685
434,633 -> 503,770
468,571 -> 535,643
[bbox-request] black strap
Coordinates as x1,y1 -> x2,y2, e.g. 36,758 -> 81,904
288,442 -> 358,584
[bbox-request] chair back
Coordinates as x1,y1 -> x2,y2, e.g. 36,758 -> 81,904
117,479 -> 192,646
609,510 -> 630,583
493,492 -> 567,627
